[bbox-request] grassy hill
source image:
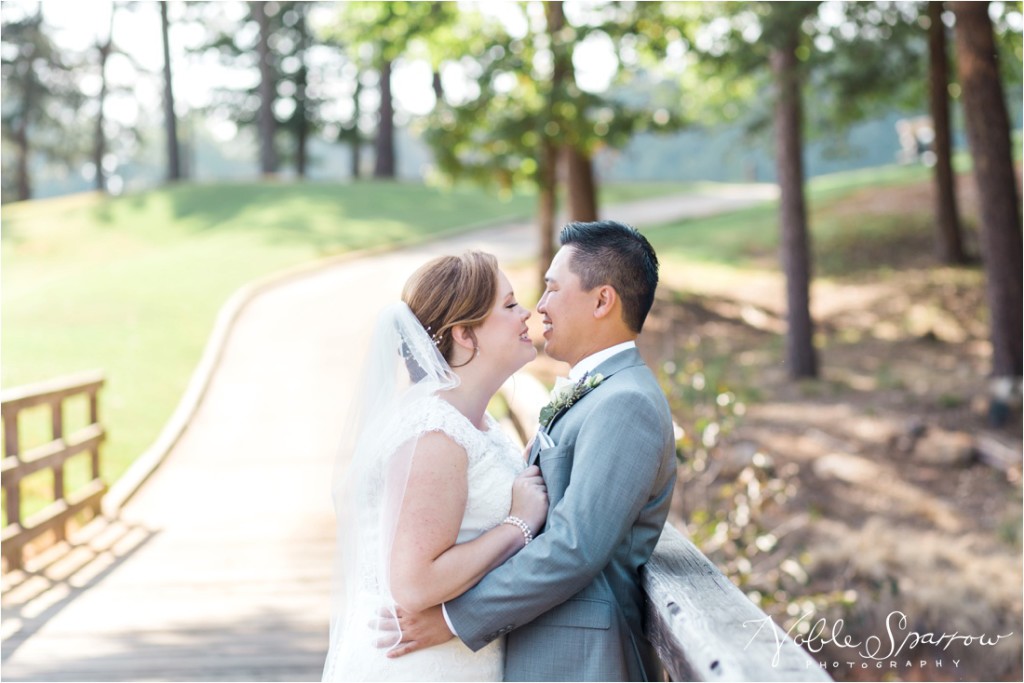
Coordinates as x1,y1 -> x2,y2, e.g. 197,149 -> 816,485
1,181 -> 540,518
1,178 -> 698,520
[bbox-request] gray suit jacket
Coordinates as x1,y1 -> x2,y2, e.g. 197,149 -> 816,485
446,348 -> 677,681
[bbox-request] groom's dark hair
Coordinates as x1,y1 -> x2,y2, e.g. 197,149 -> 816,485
559,220 -> 659,333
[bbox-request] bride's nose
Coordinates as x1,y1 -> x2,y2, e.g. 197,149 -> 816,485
521,308 -> 531,322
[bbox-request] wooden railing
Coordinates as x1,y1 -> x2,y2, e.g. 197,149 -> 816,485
1,371 -> 107,571
643,524 -> 830,681
500,371 -> 831,682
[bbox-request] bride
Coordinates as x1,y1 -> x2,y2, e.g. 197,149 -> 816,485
322,250 -> 548,682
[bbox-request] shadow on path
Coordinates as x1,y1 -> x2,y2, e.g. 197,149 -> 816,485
2,518 -> 160,662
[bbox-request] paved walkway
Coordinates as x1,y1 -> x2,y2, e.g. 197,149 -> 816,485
0,187 -> 774,681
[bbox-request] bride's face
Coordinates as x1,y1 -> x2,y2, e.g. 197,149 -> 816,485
470,270 -> 536,376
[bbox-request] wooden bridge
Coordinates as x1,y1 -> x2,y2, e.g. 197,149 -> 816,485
1,191 -> 826,682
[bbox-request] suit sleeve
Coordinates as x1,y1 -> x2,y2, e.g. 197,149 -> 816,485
444,385 -> 670,650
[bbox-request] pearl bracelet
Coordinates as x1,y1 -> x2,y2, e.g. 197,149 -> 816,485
501,515 -> 534,546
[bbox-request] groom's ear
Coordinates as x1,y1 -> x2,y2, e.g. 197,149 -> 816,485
592,285 -> 619,320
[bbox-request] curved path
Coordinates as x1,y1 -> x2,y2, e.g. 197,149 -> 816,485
0,187 -> 775,681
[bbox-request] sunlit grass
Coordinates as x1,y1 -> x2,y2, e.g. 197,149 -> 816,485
644,162 -> 940,271
599,181 -> 706,203
1,181 -> 538,521
1,178 -> 694,523
1,165 -> 958,523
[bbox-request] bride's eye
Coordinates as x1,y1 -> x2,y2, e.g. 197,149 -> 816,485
506,302 -> 518,309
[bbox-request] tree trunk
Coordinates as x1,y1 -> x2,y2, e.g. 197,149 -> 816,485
350,73 -> 362,179
180,112 -> 193,179
93,8 -> 115,193
565,147 -> 598,222
536,0 -> 567,291
295,4 -> 309,178
15,119 -> 31,201
553,1 -> 599,224
928,1 -> 965,264
951,1 -> 1023,379
430,2 -> 445,107
770,30 -> 818,379
92,63 -> 108,191
160,1 -> 181,181
432,69 -> 444,106
253,1 -> 277,176
374,57 -> 396,178
538,140 -> 558,295
15,64 -> 33,201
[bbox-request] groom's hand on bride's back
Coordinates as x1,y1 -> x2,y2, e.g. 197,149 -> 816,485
373,605 -> 453,657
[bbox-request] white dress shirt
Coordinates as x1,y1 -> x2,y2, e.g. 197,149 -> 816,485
440,340 -> 637,636
567,340 -> 637,382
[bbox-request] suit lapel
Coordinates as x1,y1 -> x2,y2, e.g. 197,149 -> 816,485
538,347 -> 646,437
529,348 -> 645,467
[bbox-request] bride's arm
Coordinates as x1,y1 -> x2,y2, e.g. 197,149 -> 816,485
389,431 -> 546,613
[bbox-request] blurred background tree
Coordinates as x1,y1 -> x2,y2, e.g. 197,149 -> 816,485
951,0 -> 1022,390
325,1 -> 460,179
1,3 -> 86,200
406,1 -> 681,292
159,0 -> 181,182
0,0 -> 1020,391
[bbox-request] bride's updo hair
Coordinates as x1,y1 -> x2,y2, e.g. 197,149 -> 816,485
402,250 -> 499,366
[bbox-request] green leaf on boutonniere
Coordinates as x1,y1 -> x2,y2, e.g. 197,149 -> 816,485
538,373 -> 604,428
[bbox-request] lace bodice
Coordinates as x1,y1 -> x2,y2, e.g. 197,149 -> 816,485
324,395 -> 523,682
397,396 -> 525,542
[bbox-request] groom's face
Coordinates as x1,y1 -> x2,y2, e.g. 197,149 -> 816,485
537,246 -> 593,366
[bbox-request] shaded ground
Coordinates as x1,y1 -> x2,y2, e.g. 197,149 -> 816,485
633,178 -> 1023,682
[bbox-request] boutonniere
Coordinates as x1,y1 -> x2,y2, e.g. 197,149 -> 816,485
539,373 -> 604,428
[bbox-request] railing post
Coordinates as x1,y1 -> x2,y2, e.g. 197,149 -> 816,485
51,398 -> 66,543
89,389 -> 101,480
3,409 -> 23,569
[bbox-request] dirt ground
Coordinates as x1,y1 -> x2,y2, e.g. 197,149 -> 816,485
514,175 -> 1022,682
641,179 -> 1022,682
641,282 -> 1021,681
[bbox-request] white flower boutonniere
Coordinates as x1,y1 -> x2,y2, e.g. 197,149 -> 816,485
539,373 -> 604,428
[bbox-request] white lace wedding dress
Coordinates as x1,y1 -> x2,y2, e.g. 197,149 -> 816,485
323,395 -> 525,682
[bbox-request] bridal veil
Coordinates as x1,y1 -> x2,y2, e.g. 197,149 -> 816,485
324,302 -> 459,672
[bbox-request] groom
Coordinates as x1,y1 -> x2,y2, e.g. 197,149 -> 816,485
390,220 -> 677,681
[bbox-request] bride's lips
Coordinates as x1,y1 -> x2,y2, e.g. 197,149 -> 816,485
519,327 -> 531,343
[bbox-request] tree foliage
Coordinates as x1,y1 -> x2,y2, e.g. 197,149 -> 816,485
192,1 -> 334,176
421,3 -> 674,193
1,3 -> 86,201
324,1 -> 463,178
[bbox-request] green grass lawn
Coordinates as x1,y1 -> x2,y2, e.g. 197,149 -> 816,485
643,162 -> 936,271
0,165 -> 964,522
1,181 -> 541,521
599,180 -> 709,203
2,178 -> 692,522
